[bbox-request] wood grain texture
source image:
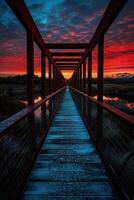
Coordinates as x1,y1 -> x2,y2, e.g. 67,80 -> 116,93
22,88 -> 116,199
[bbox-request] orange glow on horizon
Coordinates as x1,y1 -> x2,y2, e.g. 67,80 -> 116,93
60,70 -> 75,79
0,48 -> 134,79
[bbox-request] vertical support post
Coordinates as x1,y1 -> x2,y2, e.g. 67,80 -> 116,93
51,63 -> 53,93
48,60 -> 52,117
76,71 -> 78,89
41,51 -> 46,98
83,60 -> 86,93
74,73 -> 76,88
41,52 -> 46,127
78,67 -> 80,90
80,64 -> 82,91
77,69 -> 79,90
53,64 -> 55,92
27,31 -> 34,106
49,60 -> 52,94
88,51 -> 92,96
55,68 -> 58,91
81,63 -> 83,91
98,35 -> 104,101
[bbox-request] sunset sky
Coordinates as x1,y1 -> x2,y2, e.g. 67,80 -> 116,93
0,0 -> 134,79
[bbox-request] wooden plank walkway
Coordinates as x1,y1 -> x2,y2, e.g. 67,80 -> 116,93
21,87 -> 117,200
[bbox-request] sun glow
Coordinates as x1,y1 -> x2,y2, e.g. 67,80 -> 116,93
60,70 -> 75,80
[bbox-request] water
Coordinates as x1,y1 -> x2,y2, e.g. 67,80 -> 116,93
93,95 -> 134,115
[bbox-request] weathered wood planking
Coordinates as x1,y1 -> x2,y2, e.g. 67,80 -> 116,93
22,88 -> 116,199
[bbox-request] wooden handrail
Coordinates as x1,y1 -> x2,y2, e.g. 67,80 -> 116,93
0,86 -> 66,135
70,86 -> 134,125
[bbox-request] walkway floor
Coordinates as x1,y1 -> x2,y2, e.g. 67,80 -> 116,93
22,88 -> 116,199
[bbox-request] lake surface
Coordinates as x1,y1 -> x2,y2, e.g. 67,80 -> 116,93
93,95 -> 134,115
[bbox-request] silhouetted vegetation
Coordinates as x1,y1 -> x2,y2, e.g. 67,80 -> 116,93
0,75 -> 49,122
0,74 -> 134,122
89,75 -> 134,115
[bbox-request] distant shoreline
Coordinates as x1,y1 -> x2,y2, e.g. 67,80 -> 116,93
0,74 -> 23,78
0,73 -> 134,80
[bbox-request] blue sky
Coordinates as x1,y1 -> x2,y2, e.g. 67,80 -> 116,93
0,0 -> 134,77
24,0 -> 110,42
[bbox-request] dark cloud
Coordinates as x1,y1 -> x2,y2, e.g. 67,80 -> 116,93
28,3 -> 43,11
24,0 -> 109,42
0,0 -> 133,65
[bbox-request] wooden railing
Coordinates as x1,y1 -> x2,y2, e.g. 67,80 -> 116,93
70,86 -> 134,199
0,1 -> 66,199
0,0 -> 133,199
6,0 -> 66,106
0,86 -> 66,200
69,0 -> 134,198
70,0 -> 128,101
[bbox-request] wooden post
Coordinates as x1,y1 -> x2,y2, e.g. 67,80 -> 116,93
53,64 -> 55,92
78,69 -> 80,90
83,60 -> 86,93
41,51 -> 46,98
98,35 -> 104,101
88,52 -> 92,96
27,31 -> 34,106
49,60 -> 52,94
80,64 -> 82,91
76,71 -> 78,89
55,68 -> 58,91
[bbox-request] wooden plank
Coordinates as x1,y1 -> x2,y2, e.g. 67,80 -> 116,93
22,88 -> 115,199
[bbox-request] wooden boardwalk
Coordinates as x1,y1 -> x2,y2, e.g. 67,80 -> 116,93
22,88 -> 116,199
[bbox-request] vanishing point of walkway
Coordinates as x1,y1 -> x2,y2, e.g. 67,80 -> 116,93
22,88 -> 116,199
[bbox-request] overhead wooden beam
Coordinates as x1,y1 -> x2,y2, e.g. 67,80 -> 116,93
57,66 -> 77,69
58,67 -> 77,70
52,52 -> 83,57
55,58 -> 81,62
57,63 -> 79,66
56,62 -> 79,65
45,43 -> 89,49
59,69 -> 76,71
